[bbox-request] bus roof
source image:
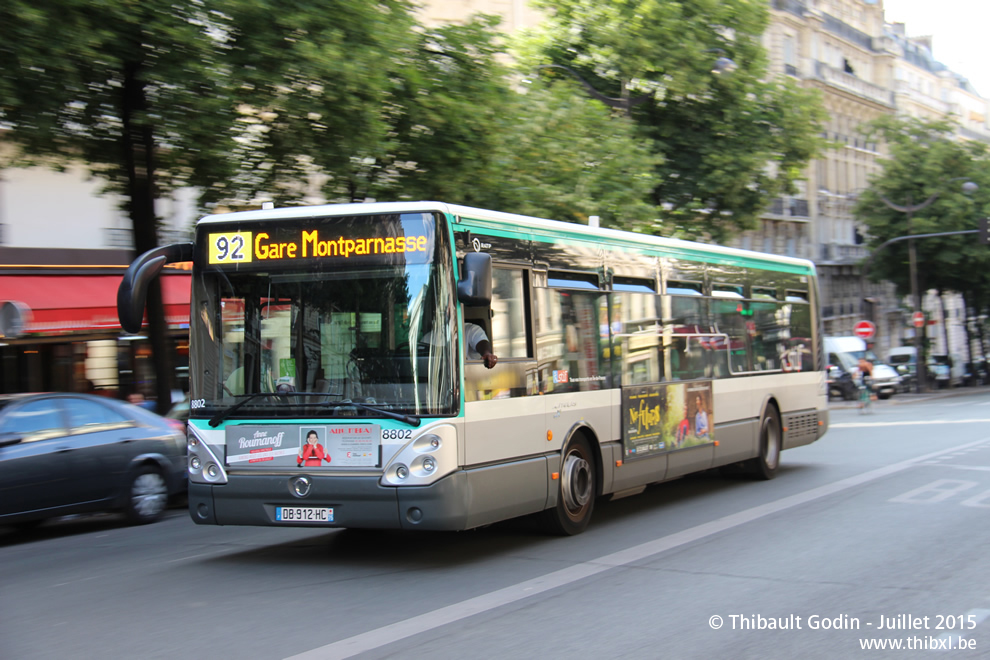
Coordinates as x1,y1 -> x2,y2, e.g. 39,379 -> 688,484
198,201 -> 816,275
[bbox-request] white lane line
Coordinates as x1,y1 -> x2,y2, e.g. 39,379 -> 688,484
283,437 -> 990,660
832,419 -> 990,428
923,464 -> 990,473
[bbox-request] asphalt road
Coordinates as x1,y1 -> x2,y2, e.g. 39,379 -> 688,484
4,391 -> 990,659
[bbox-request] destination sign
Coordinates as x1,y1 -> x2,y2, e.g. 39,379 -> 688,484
203,214 -> 436,268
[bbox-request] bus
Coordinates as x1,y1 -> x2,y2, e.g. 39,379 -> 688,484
118,201 -> 828,535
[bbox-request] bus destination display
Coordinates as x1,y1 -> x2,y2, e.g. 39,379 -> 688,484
208,230 -> 430,265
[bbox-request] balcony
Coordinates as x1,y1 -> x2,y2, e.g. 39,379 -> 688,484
765,197 -> 810,220
772,0 -> 806,18
814,61 -> 894,108
893,80 -> 951,115
104,227 -> 192,249
820,242 -> 867,265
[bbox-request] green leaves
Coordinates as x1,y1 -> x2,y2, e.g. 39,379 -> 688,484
525,0 -> 826,240
2,0 -> 826,244
855,116 -> 990,301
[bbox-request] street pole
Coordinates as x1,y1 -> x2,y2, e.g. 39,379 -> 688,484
905,204 -> 927,393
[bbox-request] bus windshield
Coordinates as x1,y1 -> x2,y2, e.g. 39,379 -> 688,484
189,212 -> 457,419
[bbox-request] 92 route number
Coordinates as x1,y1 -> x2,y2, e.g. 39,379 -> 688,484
208,232 -> 253,265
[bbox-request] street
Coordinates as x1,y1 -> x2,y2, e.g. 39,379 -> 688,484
4,391 -> 990,659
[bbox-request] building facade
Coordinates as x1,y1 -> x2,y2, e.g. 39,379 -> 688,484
0,163 -> 195,400
4,0 -> 988,397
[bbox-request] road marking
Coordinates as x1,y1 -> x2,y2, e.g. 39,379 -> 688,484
832,419 -> 990,428
283,437 -> 990,660
888,479 -> 978,504
931,465 -> 990,473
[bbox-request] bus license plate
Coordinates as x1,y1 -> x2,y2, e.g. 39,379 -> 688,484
275,507 -> 333,523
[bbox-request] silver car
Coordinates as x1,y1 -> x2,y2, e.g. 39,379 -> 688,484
0,393 -> 186,528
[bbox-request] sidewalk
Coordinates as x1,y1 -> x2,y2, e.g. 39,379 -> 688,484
828,384 -> 990,409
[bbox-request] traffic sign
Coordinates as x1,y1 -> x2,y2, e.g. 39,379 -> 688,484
912,311 -> 925,328
854,320 -> 876,339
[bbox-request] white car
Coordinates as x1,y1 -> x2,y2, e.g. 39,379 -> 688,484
825,336 -> 901,400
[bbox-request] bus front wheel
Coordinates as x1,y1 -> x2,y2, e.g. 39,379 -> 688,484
745,404 -> 781,480
542,434 -> 596,535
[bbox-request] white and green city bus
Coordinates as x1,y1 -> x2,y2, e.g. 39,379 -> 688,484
118,201 -> 828,534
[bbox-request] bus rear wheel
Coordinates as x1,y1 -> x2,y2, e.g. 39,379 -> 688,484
541,434 -> 596,535
745,404 -> 781,480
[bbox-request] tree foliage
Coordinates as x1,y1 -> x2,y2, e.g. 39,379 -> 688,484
471,80 -> 661,229
854,116 -> 990,304
523,0 -> 828,241
1,0 -> 243,410
217,0 -> 418,204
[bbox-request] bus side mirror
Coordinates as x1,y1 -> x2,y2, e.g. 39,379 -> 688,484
118,243 -> 194,334
457,252 -> 492,306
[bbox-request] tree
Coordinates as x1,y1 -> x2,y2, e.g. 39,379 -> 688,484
471,80 -> 661,228
521,0 -> 827,241
855,116 -> 990,364
855,117 -> 990,298
217,0 -> 418,204
1,0 -> 239,411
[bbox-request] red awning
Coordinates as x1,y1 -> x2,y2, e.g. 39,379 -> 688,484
1,274 -> 191,334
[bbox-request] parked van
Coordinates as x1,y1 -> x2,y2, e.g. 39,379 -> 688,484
825,336 -> 901,400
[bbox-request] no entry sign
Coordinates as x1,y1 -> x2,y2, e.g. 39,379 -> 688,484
854,320 -> 876,339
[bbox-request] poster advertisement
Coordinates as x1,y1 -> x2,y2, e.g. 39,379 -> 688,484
225,424 -> 381,468
621,381 -> 713,460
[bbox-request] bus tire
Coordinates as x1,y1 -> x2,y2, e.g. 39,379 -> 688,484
124,465 -> 169,525
744,404 -> 781,480
541,434 -> 596,535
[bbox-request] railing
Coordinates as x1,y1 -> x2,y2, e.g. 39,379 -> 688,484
820,242 -> 867,264
790,199 -> 809,217
814,61 -> 893,107
822,14 -> 875,51
893,81 -> 951,115
104,227 -> 134,249
104,227 -> 193,249
772,0 -> 806,18
765,197 -> 810,219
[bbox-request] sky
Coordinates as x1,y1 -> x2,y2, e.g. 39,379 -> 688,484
882,0 -> 990,98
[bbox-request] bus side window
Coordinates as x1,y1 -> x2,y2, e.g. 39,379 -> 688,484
664,295 -> 710,381
489,268 -> 530,359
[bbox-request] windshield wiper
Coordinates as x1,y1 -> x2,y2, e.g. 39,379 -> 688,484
325,399 -> 421,427
209,392 -> 421,428
208,392 -> 283,427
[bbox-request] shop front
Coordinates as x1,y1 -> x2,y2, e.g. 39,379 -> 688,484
0,267 -> 191,404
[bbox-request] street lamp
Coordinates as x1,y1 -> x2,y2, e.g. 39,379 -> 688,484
531,51 -> 736,117
877,178 -> 978,392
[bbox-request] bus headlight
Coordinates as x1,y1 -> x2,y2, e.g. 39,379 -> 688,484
381,425 -> 456,487
187,426 -> 228,485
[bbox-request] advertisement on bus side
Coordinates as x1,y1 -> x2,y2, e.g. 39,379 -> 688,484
621,381 -> 713,460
